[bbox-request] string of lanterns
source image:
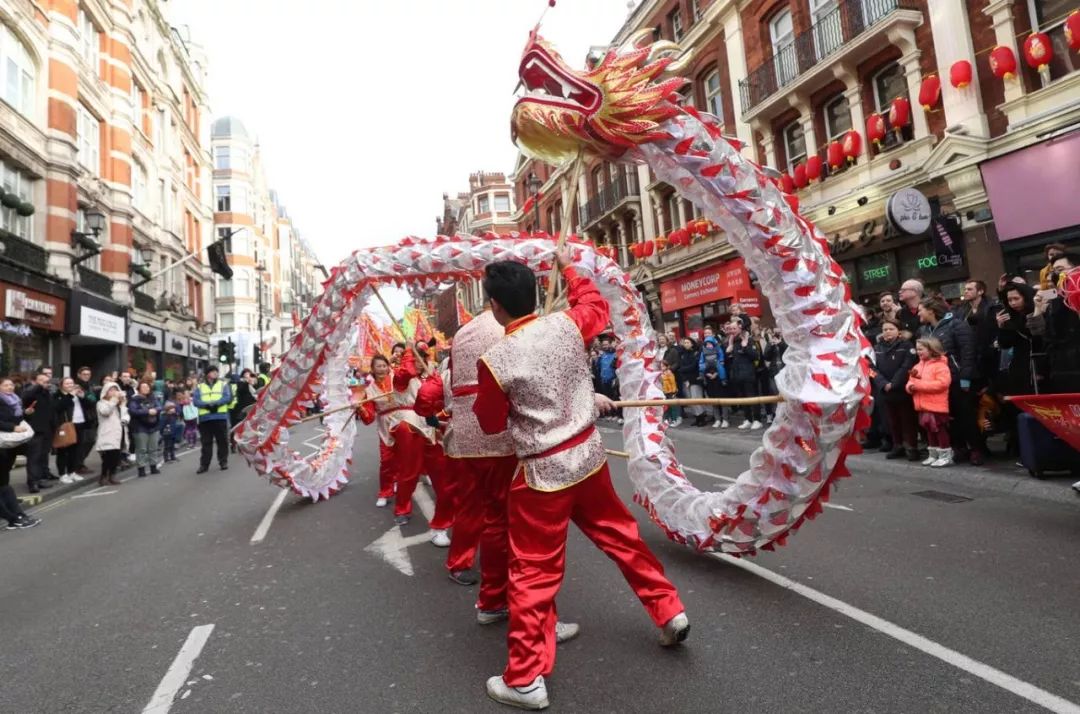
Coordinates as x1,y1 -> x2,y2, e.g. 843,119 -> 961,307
943,13 -> 1079,92
629,218 -> 718,259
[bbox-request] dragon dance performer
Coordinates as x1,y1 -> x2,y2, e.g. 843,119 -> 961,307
474,250 -> 689,710
356,349 -> 435,524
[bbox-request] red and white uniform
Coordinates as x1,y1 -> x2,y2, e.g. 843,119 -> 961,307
474,266 -> 685,687
358,350 -> 435,517
416,312 -> 518,610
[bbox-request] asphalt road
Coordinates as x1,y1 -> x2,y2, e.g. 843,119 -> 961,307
1,420 -> 1078,714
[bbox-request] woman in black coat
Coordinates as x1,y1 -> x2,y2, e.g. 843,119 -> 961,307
54,377 -> 94,482
0,377 -> 39,528
995,283 -> 1044,397
675,338 -> 704,424
872,319 -> 919,460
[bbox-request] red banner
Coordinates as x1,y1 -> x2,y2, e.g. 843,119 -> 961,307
1008,393 -> 1080,452
660,258 -> 751,312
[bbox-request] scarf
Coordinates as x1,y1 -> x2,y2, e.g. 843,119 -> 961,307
0,391 -> 22,418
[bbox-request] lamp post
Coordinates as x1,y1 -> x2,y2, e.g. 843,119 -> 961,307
255,248 -> 266,368
70,207 -> 106,268
527,172 -> 542,230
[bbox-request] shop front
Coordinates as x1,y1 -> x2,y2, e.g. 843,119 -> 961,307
980,131 -> 1080,281
163,331 -> 189,381
189,339 -> 210,375
658,257 -> 764,340
0,281 -> 67,379
68,290 -> 127,376
831,188 -> 971,309
127,321 -> 163,378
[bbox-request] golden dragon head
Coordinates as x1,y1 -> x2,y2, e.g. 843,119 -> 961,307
511,28 -> 691,164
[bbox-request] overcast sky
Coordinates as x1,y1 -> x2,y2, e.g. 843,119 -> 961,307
169,0 -> 636,273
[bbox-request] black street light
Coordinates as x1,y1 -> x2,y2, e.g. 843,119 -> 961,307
71,208 -> 106,266
129,245 -> 155,282
527,172 -> 542,229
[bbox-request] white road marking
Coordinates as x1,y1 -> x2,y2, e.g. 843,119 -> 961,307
365,484 -> 439,576
142,624 -> 215,714
71,490 -> 117,499
682,465 -> 854,512
250,489 -> 289,544
713,554 -> 1080,714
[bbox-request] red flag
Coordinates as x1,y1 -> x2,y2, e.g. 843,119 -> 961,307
1008,393 -> 1080,452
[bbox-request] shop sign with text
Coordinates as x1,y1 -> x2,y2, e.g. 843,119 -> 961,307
127,323 -> 163,350
1,284 -> 66,332
164,331 -> 189,357
660,258 -> 750,312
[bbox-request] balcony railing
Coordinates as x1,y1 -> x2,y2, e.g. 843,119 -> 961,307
0,232 -> 48,273
133,291 -> 156,312
739,0 -> 917,115
580,172 -> 640,227
77,266 -> 113,298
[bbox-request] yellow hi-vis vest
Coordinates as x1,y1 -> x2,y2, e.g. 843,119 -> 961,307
197,381 -> 229,418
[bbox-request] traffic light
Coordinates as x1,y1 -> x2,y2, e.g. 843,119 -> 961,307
253,345 -> 261,366
218,339 -> 235,364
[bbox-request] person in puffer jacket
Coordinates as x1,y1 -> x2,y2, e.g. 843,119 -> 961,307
698,335 -> 727,427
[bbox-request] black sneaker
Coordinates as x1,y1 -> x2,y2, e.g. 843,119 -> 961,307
37,480 -> 53,489
394,514 -> 411,526
448,569 -> 479,586
196,467 -> 209,474
220,464 -> 228,471
12,515 -> 40,529
149,467 -> 160,475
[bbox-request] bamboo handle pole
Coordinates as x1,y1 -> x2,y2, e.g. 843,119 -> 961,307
605,448 -> 630,458
611,395 -> 784,408
231,392 -> 393,433
543,152 -> 585,314
371,284 -> 428,370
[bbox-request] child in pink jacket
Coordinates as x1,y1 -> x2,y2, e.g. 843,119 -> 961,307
906,337 -> 953,468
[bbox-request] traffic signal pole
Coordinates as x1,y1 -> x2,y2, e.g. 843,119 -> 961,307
131,229 -> 243,290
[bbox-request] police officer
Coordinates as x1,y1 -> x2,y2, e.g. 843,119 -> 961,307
257,362 -> 272,390
193,366 -> 233,473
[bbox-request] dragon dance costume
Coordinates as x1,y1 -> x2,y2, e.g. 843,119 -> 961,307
474,265 -> 686,688
415,310 -> 518,606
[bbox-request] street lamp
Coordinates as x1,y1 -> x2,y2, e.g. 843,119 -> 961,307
129,245 -> 155,282
527,173 -> 542,229
71,207 -> 106,265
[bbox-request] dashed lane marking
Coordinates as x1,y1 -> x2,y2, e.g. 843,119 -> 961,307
142,624 -> 215,714
250,488 -> 289,544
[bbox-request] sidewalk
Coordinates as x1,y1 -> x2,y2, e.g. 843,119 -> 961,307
598,418 -> 1080,507
11,443 -> 200,508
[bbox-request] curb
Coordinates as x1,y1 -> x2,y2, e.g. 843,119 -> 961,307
598,422 -> 1080,508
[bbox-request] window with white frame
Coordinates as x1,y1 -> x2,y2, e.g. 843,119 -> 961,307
477,195 -> 490,214
132,161 -> 147,210
824,94 -> 852,140
770,10 -> 796,86
703,70 -> 723,121
691,0 -> 702,21
234,270 -> 251,298
494,194 -> 511,212
216,184 -> 231,212
130,81 -> 142,128
217,276 -> 233,298
217,312 -> 234,330
0,160 -> 33,239
1,24 -> 36,118
873,62 -> 907,112
236,312 -> 251,329
78,8 -> 99,74
782,120 -> 806,169
76,104 -> 100,174
215,145 -> 231,170
669,8 -> 683,41
166,256 -> 184,299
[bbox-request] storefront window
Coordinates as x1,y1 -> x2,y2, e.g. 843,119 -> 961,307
856,252 -> 897,296
127,347 -> 160,379
163,354 -> 185,381
897,242 -> 966,290
0,327 -> 48,380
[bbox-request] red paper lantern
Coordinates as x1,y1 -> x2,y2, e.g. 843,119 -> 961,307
866,113 -> 886,147
793,162 -> 808,188
826,141 -> 844,170
988,45 -> 1017,80
889,97 -> 911,133
918,75 -> 941,110
842,130 -> 862,163
643,239 -> 655,257
670,228 -> 689,246
1066,11 -> 1080,52
950,60 -> 972,88
630,242 -> 643,259
806,155 -> 823,181
779,173 -> 795,194
655,234 -> 668,251
1023,32 -> 1053,71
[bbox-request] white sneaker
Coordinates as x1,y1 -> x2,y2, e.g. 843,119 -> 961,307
1072,480 -> 1080,494
737,421 -> 752,430
70,473 -> 85,482
922,448 -> 938,466
673,418 -> 682,427
375,497 -> 389,508
750,420 -> 763,430
59,474 -> 74,484
720,420 -> 729,428
555,621 -> 580,644
430,529 -> 451,547
931,448 -> 953,468
477,608 -> 509,625
712,420 -> 721,428
659,612 -> 690,646
127,454 -> 137,463
486,675 -> 549,710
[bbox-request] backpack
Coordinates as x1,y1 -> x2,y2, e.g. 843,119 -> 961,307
182,403 -> 199,421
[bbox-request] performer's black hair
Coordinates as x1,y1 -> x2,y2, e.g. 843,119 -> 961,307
483,260 -> 536,318
391,342 -> 406,353
371,354 -> 390,368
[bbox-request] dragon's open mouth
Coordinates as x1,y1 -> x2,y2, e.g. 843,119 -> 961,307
517,48 -> 600,112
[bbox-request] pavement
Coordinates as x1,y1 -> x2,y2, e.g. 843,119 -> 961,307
2,420 -> 1078,713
